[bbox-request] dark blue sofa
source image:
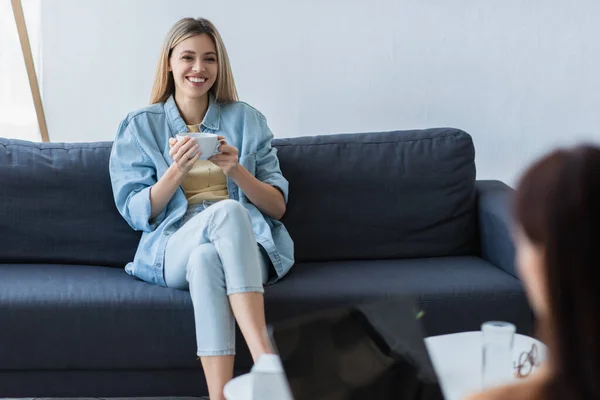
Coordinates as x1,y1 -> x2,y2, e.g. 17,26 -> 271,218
0,128 -> 531,397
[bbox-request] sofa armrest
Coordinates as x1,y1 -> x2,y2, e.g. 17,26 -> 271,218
476,180 -> 518,278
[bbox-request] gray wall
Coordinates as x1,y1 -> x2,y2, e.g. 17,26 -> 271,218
41,0 -> 600,184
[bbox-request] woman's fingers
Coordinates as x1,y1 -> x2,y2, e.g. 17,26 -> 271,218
169,137 -> 188,157
183,144 -> 200,161
175,138 -> 196,160
168,140 -> 178,157
168,137 -> 202,172
218,144 -> 237,154
187,150 -> 201,165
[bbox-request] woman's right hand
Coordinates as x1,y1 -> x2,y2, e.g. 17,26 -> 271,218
148,137 -> 199,220
168,136 -> 201,175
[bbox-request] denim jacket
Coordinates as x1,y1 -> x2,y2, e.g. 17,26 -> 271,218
109,95 -> 294,287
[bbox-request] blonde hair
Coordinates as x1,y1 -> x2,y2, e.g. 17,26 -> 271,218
149,18 -> 238,104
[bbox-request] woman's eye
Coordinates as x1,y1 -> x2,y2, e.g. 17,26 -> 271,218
182,56 -> 193,61
205,58 -> 217,62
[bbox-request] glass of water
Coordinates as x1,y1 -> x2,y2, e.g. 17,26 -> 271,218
481,321 -> 516,388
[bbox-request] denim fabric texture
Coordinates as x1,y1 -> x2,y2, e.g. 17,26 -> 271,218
109,94 -> 294,287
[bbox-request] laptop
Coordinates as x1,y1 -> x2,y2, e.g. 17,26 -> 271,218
268,296 -> 445,400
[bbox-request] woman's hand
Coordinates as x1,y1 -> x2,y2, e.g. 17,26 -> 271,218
208,136 -> 240,176
168,136 -> 200,176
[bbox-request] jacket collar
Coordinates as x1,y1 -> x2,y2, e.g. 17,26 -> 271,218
164,92 -> 221,133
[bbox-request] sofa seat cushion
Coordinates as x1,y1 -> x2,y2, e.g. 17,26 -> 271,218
0,263 -> 197,370
0,257 -> 530,371
264,256 -> 530,336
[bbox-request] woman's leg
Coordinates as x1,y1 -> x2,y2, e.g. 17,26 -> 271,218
186,243 -> 235,400
186,243 -> 272,398
229,293 -> 272,360
165,208 -> 237,400
229,290 -> 273,362
199,355 -> 234,400
204,200 -> 274,362
164,200 -> 272,398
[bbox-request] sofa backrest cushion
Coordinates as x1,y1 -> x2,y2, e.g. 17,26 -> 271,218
276,128 -> 477,262
0,128 -> 476,267
0,139 -> 140,266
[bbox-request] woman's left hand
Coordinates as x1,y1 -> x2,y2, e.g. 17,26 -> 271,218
208,136 -> 240,176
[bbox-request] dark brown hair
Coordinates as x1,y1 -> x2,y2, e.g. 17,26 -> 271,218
514,145 -> 600,400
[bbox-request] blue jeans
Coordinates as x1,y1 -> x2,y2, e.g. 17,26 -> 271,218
164,199 -> 270,356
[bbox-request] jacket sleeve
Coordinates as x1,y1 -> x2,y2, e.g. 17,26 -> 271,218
255,114 -> 289,204
109,119 -> 165,232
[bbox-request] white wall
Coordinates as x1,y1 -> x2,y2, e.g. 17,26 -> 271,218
42,0 -> 600,184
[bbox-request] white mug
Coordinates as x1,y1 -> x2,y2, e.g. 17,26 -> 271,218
175,132 -> 224,161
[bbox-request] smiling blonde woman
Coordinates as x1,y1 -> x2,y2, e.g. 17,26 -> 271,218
109,17 -> 294,400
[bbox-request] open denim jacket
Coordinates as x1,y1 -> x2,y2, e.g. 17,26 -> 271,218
109,95 -> 294,286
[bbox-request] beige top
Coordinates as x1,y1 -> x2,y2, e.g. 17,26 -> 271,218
181,124 -> 229,204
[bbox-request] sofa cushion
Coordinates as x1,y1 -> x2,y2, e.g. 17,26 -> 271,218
0,139 -> 140,266
0,257 -> 529,371
264,257 -> 530,337
1,128 -> 475,266
274,128 -> 477,262
0,263 -> 196,370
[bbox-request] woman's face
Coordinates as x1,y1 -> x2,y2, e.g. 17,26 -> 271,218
169,34 -> 218,101
515,226 -> 549,317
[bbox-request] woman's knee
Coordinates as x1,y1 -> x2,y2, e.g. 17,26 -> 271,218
209,199 -> 249,220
